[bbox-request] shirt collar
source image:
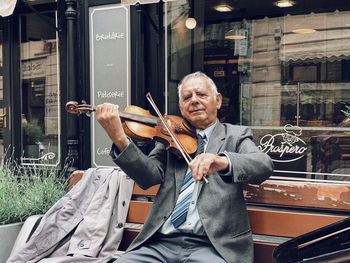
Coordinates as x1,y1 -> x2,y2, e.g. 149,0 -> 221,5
196,119 -> 217,141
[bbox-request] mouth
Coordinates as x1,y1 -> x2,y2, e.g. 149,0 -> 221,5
190,109 -> 204,114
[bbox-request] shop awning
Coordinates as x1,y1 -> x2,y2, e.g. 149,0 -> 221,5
0,0 -> 17,17
279,12 -> 350,63
0,0 -> 180,17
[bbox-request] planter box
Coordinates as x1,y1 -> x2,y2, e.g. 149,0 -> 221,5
0,222 -> 23,263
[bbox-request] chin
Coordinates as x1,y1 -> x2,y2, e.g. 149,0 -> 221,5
190,119 -> 207,129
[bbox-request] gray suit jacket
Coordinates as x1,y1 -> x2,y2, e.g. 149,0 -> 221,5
112,122 -> 273,263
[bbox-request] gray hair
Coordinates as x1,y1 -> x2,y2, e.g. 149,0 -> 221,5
177,71 -> 218,102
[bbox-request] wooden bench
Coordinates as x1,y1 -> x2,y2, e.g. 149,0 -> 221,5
69,170 -> 348,263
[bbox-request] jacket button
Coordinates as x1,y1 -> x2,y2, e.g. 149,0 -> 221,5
122,201 -> 126,206
117,223 -> 124,228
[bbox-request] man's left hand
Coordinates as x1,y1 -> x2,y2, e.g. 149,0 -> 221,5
189,153 -> 229,182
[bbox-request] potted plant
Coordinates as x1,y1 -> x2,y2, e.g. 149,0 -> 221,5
23,118 -> 45,158
0,159 -> 69,263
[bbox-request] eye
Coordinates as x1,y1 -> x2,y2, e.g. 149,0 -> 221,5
183,94 -> 191,101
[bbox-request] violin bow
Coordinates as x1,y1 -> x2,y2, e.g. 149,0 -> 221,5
146,93 -> 209,184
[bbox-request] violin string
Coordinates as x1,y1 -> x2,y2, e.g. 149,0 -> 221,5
146,93 -> 192,165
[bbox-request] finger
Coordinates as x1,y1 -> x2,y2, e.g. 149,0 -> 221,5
96,104 -> 102,114
191,155 -> 208,182
105,103 -> 113,114
195,155 -> 215,183
113,104 -> 119,113
189,158 -> 200,181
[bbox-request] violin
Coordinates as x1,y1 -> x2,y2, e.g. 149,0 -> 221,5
66,93 -> 209,184
65,100 -> 198,157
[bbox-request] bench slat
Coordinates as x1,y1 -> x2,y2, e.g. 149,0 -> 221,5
133,184 -> 159,196
127,201 -> 152,223
248,208 -> 346,238
126,201 -> 347,238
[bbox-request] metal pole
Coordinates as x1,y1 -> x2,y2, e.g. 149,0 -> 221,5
296,82 -> 300,126
65,0 -> 79,171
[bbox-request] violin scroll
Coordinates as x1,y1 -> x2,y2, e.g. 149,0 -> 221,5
65,101 -> 79,114
65,101 -> 95,115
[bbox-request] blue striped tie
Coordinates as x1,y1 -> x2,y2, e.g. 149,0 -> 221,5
170,134 -> 205,228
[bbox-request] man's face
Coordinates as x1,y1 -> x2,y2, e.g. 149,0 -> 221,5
179,76 -> 222,129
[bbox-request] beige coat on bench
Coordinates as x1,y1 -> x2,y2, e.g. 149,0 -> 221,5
7,168 -> 134,263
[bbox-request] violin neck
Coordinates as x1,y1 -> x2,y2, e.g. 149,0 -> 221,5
119,111 -> 157,126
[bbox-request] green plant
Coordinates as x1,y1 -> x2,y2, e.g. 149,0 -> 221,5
23,118 -> 45,145
0,159 -> 69,225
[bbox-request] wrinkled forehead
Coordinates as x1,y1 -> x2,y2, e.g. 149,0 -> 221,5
181,76 -> 211,93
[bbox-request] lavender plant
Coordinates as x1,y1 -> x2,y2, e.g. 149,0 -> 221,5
0,159 -> 68,225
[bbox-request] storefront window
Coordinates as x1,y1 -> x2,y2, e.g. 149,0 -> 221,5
25,0 -> 56,4
20,12 -> 60,166
0,29 -> 2,68
0,75 -> 3,162
165,0 -> 350,183
0,29 -> 4,162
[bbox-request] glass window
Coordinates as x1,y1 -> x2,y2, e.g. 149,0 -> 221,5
20,12 -> 60,166
0,75 -> 3,161
165,0 -> 350,183
0,30 -> 2,68
25,0 -> 56,4
0,28 -> 4,162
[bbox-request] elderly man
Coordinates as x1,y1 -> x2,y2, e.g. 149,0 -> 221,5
96,71 -> 273,263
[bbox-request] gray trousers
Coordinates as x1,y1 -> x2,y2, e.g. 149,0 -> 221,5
115,233 -> 226,263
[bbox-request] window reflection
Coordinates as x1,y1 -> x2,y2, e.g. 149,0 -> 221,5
166,1 -> 350,182
0,28 -> 4,162
20,12 -> 60,166
0,30 -> 2,68
0,76 -> 3,162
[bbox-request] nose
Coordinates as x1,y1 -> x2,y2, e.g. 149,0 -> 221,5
189,93 -> 199,104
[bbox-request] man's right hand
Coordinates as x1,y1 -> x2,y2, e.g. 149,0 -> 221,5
96,103 -> 129,151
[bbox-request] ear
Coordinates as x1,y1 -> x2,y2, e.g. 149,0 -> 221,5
216,93 -> 222,110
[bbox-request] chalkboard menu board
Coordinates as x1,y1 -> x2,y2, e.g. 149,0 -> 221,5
89,4 -> 130,167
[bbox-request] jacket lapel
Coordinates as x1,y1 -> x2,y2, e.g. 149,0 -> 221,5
206,121 -> 226,155
198,121 -> 226,193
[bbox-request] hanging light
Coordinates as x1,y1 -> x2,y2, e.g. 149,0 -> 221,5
185,17 -> 197,30
225,29 -> 246,40
275,0 -> 294,8
214,4 -> 234,12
